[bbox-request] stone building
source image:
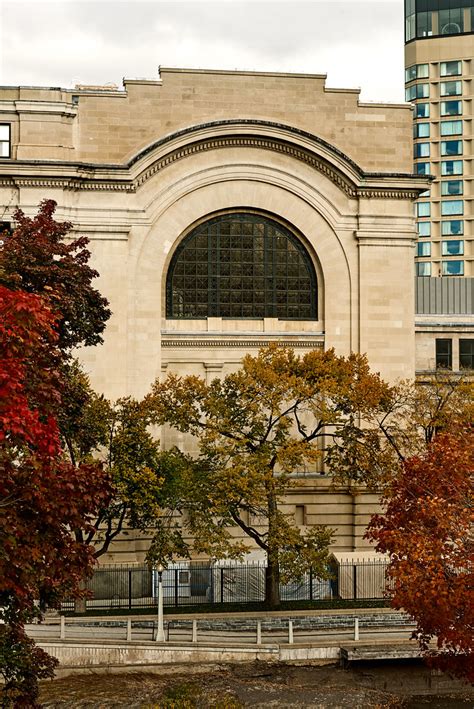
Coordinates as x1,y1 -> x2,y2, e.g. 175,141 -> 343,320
0,68 -> 428,560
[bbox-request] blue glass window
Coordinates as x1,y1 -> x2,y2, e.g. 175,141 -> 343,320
441,220 -> 463,236
441,160 -> 462,176
441,200 -> 463,216
442,260 -> 464,276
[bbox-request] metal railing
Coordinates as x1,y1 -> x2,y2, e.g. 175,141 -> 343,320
61,559 -> 390,612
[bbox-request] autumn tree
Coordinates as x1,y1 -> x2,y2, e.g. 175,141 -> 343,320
0,199 -> 110,353
366,429 -> 474,682
147,345 -> 391,608
326,371 -> 474,490
0,285 -> 112,705
58,361 -> 190,565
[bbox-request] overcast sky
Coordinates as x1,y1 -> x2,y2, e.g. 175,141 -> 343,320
0,0 -> 405,103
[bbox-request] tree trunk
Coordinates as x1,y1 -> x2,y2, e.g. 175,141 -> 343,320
74,580 -> 87,614
265,553 -> 281,609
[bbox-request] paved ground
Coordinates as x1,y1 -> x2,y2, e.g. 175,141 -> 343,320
38,662 -> 474,708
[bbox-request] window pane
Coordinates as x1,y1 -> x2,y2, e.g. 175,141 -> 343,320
441,160 -> 462,176
405,85 -> 416,101
417,242 -> 431,257
440,81 -> 462,96
405,65 -> 417,82
439,8 -> 463,35
416,83 -> 429,98
440,120 -> 462,136
459,340 -> 474,370
441,180 -> 463,196
417,262 -> 431,276
441,200 -> 463,216
440,100 -> 462,116
416,11 -> 432,37
417,64 -> 429,79
0,143 -> 9,158
414,123 -> 430,138
416,202 -> 431,217
0,125 -> 9,140
417,222 -> 431,237
436,339 -> 452,369
442,240 -> 463,256
414,142 -> 430,158
441,220 -> 463,236
416,103 -> 430,118
442,260 -> 464,276
441,140 -> 462,156
440,61 -> 461,77
415,162 -> 430,175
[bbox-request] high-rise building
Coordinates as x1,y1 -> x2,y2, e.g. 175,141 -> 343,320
405,0 -> 474,278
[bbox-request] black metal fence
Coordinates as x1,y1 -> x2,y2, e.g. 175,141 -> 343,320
62,559 -> 391,612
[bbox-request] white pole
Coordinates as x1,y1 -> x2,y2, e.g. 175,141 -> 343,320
192,619 -> 197,643
60,615 -> 65,640
256,620 -> 262,645
156,565 -> 165,642
354,617 -> 359,641
126,618 -> 132,641
288,619 -> 294,644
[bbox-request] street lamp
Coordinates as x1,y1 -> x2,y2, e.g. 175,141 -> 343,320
155,563 -> 165,642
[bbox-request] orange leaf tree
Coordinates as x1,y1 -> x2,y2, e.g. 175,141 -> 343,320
147,344 -> 391,608
366,429 -> 474,682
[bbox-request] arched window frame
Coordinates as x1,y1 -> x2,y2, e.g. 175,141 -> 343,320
166,212 -> 318,320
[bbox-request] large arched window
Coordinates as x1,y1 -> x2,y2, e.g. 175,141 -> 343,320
166,212 -> 317,319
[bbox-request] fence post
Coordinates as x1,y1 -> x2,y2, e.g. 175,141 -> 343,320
353,564 -> 357,600
256,620 -> 261,645
126,618 -> 132,641
288,620 -> 293,645
354,617 -> 359,641
309,567 -> 313,601
175,568 -> 179,607
128,569 -> 132,610
220,568 -> 224,604
192,619 -> 197,643
60,615 -> 65,640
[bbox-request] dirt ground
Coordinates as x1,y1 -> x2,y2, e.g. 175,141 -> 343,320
38,661 -> 474,708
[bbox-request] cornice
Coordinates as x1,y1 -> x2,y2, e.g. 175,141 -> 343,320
0,119 -> 427,200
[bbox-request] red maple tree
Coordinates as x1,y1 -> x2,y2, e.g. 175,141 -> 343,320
367,429 -> 474,682
0,284 -> 112,705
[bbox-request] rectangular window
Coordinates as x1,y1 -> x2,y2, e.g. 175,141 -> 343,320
439,8 -> 463,35
440,100 -> 462,116
440,81 -> 462,97
442,240 -> 463,256
417,262 -> 431,276
415,162 -> 430,175
441,180 -> 463,196
416,11 -> 432,38
414,142 -> 430,158
441,160 -> 462,176
441,140 -> 462,156
441,220 -> 463,236
406,83 -> 430,101
295,505 -> 306,525
442,260 -> 464,276
416,202 -> 431,217
405,65 -> 417,82
417,242 -> 431,257
440,120 -> 462,136
436,339 -> 452,369
459,340 -> 474,370
0,124 -> 10,158
417,222 -> 431,237
414,123 -> 430,139
416,103 -> 430,119
440,61 -> 461,77
441,200 -> 463,216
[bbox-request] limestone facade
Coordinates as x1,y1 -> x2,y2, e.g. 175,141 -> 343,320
0,69 -> 428,561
